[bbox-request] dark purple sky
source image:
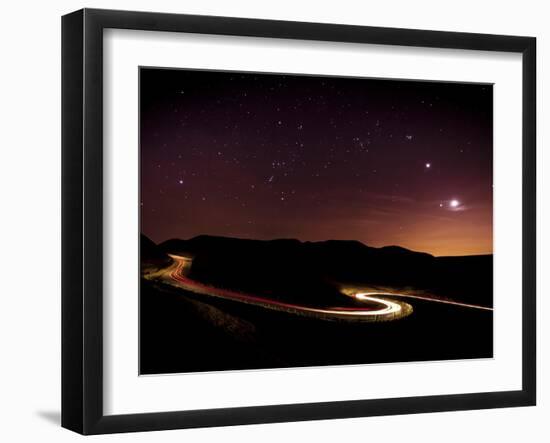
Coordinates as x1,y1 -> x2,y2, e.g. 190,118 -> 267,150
140,68 -> 492,256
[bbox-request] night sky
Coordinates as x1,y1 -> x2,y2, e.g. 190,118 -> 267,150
140,68 -> 493,257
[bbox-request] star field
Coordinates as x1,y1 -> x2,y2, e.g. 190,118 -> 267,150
140,69 -> 493,256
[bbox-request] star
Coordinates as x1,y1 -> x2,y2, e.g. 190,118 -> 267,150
449,199 -> 460,208
425,163 -> 431,169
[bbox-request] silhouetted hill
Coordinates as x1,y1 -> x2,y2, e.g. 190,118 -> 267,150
141,234 -> 172,272
157,235 -> 492,307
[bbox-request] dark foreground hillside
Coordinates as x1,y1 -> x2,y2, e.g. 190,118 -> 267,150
140,234 -> 493,374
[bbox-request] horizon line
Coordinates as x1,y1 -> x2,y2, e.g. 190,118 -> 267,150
141,232 -> 493,258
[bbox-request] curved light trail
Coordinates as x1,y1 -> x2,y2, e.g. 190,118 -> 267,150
159,255 -> 411,321
155,254 -> 491,322
354,291 -> 493,312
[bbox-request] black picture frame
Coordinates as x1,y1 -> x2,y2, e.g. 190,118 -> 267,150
62,8 -> 536,435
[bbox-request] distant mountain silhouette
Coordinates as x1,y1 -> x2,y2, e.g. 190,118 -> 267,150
156,235 -> 492,307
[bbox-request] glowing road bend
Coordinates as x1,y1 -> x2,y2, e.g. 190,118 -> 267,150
159,254 -> 491,322
161,255 -> 411,322
355,292 -> 493,312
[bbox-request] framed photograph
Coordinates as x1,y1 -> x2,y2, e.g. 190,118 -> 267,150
62,8 -> 536,434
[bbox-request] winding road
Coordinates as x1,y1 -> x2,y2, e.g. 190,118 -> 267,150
154,254 -> 491,322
